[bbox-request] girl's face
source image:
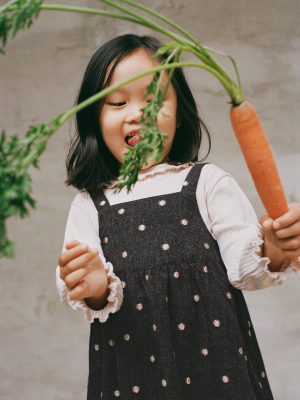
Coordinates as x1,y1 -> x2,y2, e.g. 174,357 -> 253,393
99,49 -> 177,169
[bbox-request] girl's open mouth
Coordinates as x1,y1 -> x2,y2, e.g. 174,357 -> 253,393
125,133 -> 141,147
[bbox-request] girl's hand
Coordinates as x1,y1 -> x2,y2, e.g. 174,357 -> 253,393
260,203 -> 300,271
58,240 -> 109,310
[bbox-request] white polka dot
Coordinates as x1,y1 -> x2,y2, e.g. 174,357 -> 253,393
132,386 -> 140,393
145,275 -> 149,281
239,348 -> 243,355
109,340 -> 114,346
104,237 -> 108,244
204,243 -> 210,249
162,379 -> 167,387
203,266 -> 208,273
136,303 -> 143,310
186,377 -> 191,384
259,382 -> 262,388
178,323 -> 185,330
248,330 -> 252,337
181,219 -> 188,225
150,355 -> 155,362
158,200 -> 166,206
122,251 -> 128,258
138,224 -> 146,231
222,376 -> 229,383
124,334 -> 130,341
166,297 -> 168,303
183,181 -> 189,186
213,320 -> 220,327
261,371 -> 266,378
226,292 -> 232,299
94,344 -> 99,351
100,200 -> 106,206
194,295 -> 200,302
118,208 -> 125,214
153,324 -> 157,331
173,271 -> 180,278
114,390 -> 120,396
248,321 -> 251,327
201,348 -> 208,356
162,243 -> 170,250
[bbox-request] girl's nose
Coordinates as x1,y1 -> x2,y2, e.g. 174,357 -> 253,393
125,110 -> 142,124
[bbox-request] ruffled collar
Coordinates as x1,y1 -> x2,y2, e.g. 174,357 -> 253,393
104,162 -> 196,189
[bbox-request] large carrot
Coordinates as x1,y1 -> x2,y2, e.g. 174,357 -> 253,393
230,101 -> 288,221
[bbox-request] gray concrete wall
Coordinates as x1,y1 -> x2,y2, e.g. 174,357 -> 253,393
0,0 -> 299,398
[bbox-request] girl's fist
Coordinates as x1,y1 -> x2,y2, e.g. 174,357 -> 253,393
58,241 -> 109,309
261,203 -> 300,269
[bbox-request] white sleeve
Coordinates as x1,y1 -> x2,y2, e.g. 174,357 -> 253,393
56,191 -> 123,322
197,164 -> 300,291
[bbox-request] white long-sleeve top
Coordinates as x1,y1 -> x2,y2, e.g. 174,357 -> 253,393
56,162 -> 300,323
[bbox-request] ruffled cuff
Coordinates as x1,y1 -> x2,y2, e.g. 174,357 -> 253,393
263,256 -> 300,285
253,227 -> 300,285
228,224 -> 300,291
55,261 -> 123,323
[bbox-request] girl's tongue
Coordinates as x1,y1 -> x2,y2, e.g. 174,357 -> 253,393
127,134 -> 141,147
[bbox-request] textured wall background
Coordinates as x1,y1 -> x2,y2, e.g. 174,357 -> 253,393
0,0 -> 299,399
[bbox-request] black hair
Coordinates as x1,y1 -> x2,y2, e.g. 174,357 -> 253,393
66,34 -> 211,189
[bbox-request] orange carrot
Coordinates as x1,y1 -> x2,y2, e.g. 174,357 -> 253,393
229,101 -> 288,221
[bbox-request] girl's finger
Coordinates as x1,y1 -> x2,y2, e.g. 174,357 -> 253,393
59,243 -> 91,267
65,240 -> 80,250
276,235 -> 300,251
69,280 -> 90,301
64,265 -> 93,290
61,248 -> 98,278
273,203 -> 300,230
275,221 -> 300,239
282,249 -> 300,259
260,215 -> 273,231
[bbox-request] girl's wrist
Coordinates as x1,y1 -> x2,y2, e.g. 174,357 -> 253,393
84,268 -> 109,310
84,288 -> 110,311
262,236 -> 288,272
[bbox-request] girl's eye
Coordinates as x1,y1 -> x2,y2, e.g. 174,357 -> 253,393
109,102 -> 126,107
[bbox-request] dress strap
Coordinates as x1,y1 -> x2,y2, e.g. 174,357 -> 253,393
181,163 -> 208,193
87,188 -> 110,212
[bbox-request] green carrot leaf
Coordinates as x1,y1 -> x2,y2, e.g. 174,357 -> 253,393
0,114 -> 63,257
0,0 -> 44,53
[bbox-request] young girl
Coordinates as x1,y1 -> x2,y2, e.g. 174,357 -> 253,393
57,34 -> 300,400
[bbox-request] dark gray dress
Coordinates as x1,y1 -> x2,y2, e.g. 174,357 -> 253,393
87,163 -> 274,400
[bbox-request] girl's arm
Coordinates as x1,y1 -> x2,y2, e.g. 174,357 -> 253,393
198,164 -> 300,290
260,204 -> 300,272
56,192 -> 123,322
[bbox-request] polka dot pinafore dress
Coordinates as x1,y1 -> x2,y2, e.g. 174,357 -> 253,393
87,163 -> 274,400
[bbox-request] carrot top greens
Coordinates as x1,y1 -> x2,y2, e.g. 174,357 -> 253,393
0,0 -> 243,257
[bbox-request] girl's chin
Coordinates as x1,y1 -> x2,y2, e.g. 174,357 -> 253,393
141,157 -> 169,171
141,161 -> 157,170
